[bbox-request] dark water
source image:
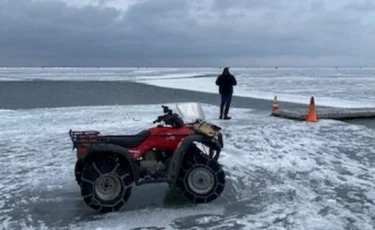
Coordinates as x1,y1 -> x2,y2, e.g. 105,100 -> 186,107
0,80 -> 302,110
0,80 -> 374,130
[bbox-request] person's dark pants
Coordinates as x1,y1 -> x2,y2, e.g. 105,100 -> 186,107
220,94 -> 232,118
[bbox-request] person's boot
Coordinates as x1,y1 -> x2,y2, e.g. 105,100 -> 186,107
224,105 -> 231,120
219,104 -> 224,119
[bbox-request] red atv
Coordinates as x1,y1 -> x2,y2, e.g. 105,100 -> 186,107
69,104 -> 226,213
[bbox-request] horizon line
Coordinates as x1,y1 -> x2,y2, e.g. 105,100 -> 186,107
0,66 -> 374,68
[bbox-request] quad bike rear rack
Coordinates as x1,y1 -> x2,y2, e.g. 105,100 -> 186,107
68,129 -> 103,149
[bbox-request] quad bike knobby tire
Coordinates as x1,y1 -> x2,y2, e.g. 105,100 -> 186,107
75,160 -> 84,186
79,156 -> 134,213
176,147 -> 226,203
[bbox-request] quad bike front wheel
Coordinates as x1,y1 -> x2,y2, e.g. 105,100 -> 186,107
177,151 -> 226,203
80,157 -> 134,213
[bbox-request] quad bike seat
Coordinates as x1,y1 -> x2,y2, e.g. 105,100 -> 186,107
104,130 -> 150,148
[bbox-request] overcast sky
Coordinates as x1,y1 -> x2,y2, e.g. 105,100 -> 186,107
0,0 -> 374,67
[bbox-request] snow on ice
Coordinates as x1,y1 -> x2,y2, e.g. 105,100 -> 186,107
1,103 -> 375,229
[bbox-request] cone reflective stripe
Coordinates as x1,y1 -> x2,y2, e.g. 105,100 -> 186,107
307,96 -> 318,122
272,96 -> 279,111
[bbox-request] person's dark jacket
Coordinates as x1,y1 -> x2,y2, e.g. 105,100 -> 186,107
215,68 -> 237,96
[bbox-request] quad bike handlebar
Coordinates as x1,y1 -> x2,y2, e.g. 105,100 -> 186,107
162,105 -> 173,115
152,105 -> 185,128
152,105 -> 170,123
152,115 -> 167,124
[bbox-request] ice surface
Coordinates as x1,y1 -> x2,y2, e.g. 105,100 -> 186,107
138,71 -> 375,108
1,103 -> 375,229
0,67 -> 217,82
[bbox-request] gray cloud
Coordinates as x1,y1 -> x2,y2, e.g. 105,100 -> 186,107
0,0 -> 374,67
343,0 -> 375,12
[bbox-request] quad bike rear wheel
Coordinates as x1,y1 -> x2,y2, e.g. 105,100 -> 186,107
74,160 -> 84,186
80,156 -> 134,213
176,148 -> 225,203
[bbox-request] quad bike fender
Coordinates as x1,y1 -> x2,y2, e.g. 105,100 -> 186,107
79,143 -> 139,181
167,134 -> 222,187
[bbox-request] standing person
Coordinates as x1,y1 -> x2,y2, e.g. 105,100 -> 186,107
215,67 -> 237,120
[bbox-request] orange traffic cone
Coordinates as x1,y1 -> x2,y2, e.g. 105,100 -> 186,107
272,96 -> 279,112
307,96 -> 318,122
